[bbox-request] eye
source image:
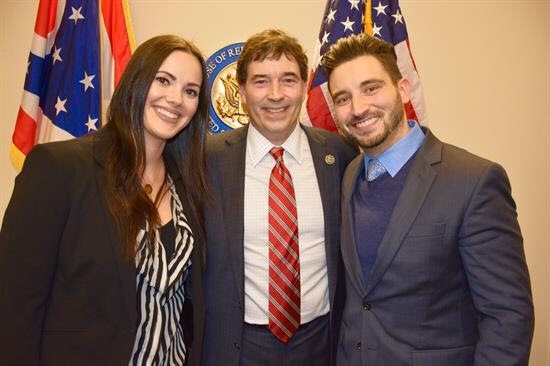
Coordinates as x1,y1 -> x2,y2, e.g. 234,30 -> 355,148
334,95 -> 351,106
185,88 -> 199,98
363,84 -> 380,95
253,79 -> 267,86
282,77 -> 298,85
155,76 -> 170,86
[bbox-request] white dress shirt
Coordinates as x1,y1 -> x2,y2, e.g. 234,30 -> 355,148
243,123 -> 329,325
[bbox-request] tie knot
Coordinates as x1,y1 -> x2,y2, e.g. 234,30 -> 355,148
367,158 -> 386,181
270,147 -> 285,162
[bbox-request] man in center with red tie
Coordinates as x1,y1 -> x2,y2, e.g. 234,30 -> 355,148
202,29 -> 357,366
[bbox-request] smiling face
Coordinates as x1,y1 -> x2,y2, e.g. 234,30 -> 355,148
239,55 -> 306,146
329,54 -> 410,156
143,50 -> 203,150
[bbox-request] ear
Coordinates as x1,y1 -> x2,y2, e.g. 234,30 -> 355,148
300,80 -> 307,100
397,77 -> 411,104
239,84 -> 247,104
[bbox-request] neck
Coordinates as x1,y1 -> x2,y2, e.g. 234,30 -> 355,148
365,117 -> 410,157
142,156 -> 166,197
144,138 -> 165,165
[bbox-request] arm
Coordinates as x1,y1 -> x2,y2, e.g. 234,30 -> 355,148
458,163 -> 534,366
0,144 -> 70,365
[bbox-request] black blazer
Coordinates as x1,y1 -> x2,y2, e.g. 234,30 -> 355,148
0,133 -> 205,366
201,125 -> 357,365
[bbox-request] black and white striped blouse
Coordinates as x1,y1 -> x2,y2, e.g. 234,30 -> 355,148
129,178 -> 194,365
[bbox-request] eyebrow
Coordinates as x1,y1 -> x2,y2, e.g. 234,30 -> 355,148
362,78 -> 385,86
157,70 -> 201,88
250,71 -> 300,79
156,70 -> 176,80
354,78 -> 386,88
280,71 -> 300,78
186,82 -> 202,89
331,89 -> 348,101
331,78 -> 386,99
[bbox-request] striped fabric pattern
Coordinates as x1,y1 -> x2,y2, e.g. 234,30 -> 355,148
10,0 -> 134,171
268,147 -> 301,343
130,179 -> 194,366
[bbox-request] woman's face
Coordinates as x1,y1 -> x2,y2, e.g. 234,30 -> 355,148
142,50 -> 203,149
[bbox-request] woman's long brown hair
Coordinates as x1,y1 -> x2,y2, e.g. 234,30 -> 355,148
98,35 -> 210,262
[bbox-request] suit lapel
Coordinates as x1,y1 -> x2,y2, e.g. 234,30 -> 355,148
91,134 -> 136,327
219,127 -> 248,306
341,156 -> 369,295
366,131 -> 442,294
303,127 -> 341,303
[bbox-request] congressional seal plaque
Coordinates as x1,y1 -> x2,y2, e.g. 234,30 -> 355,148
206,42 -> 249,134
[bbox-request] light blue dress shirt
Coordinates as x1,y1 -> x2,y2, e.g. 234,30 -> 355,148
363,120 -> 425,179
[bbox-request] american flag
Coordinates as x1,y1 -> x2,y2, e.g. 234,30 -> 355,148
10,0 -> 135,171
305,0 -> 427,131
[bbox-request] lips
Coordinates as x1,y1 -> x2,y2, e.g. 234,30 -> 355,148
155,107 -> 179,120
350,114 -> 380,129
264,106 -> 287,113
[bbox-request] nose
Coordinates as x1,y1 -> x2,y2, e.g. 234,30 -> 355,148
351,94 -> 368,117
166,86 -> 183,105
267,81 -> 283,101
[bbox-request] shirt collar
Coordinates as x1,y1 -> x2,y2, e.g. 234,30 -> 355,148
246,123 -> 303,166
363,120 -> 425,178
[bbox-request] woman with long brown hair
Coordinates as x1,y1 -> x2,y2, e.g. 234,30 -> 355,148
0,35 -> 209,366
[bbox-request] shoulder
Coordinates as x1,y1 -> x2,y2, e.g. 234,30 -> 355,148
443,143 -> 495,168
422,129 -> 508,184
24,136 -> 95,173
302,125 -> 358,160
205,128 -> 247,174
302,125 -> 339,144
206,128 -> 247,155
11,136 -> 99,213
440,139 -> 500,172
28,136 -> 91,156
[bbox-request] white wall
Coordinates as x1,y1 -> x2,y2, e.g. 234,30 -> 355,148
1,1 -> 549,364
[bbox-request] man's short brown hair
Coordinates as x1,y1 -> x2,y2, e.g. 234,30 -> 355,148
322,33 -> 402,85
236,29 -> 309,84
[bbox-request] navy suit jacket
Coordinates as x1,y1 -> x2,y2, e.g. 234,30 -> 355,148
0,133 -> 205,366
337,128 -> 534,366
202,125 -> 357,365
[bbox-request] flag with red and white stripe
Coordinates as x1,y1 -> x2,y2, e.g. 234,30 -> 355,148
10,0 -> 135,170
305,0 -> 427,131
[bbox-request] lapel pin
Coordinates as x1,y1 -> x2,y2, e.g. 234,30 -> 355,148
325,154 -> 335,165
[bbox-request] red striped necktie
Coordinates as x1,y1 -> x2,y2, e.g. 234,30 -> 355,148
267,147 -> 300,343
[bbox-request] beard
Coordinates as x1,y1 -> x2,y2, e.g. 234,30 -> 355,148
342,92 -> 405,151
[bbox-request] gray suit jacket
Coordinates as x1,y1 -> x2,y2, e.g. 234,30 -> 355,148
202,125 -> 357,366
337,128 -> 534,366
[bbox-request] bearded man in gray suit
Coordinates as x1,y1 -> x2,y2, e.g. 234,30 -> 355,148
202,29 -> 357,366
322,33 -> 534,366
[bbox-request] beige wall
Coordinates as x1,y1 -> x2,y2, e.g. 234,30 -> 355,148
1,1 -> 549,364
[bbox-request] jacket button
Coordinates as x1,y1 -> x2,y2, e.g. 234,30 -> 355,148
356,342 -> 362,350
363,302 -> 372,310
233,342 -> 240,349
